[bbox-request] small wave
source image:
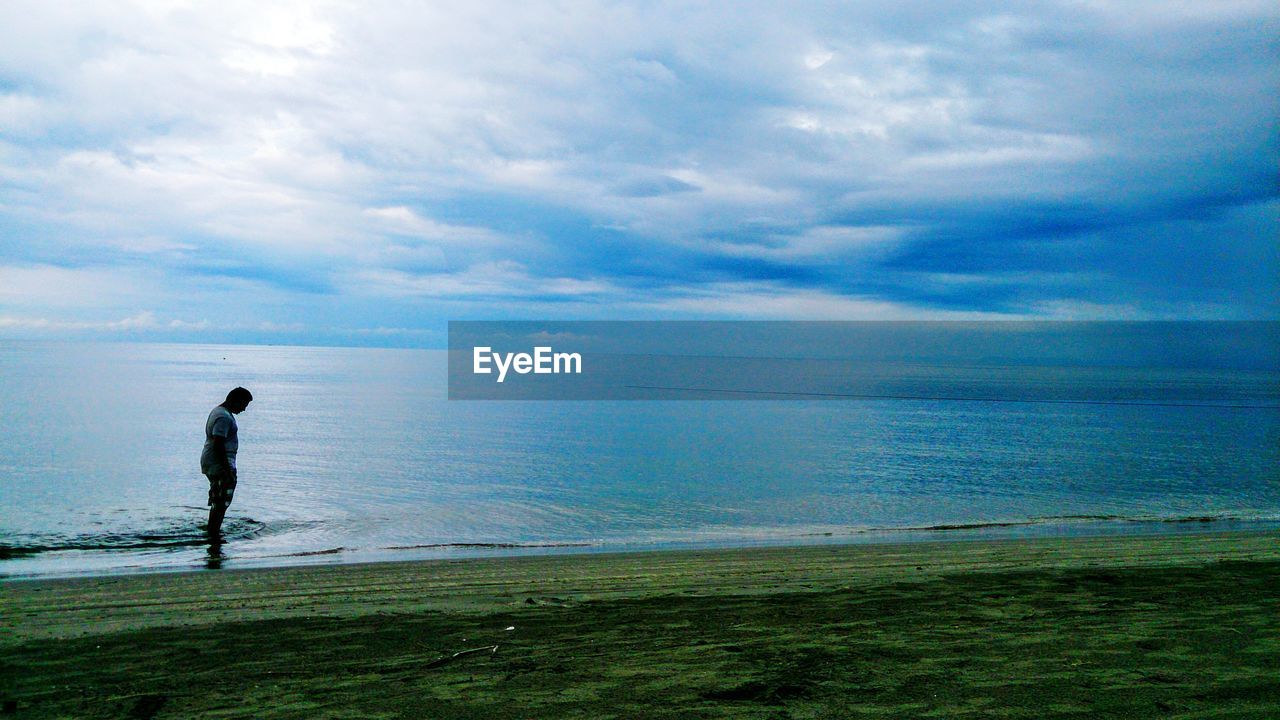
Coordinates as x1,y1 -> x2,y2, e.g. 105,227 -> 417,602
284,547 -> 347,557
0,546 -> 39,560
383,541 -> 597,551
1032,514 -> 1127,521
248,541 -> 598,560
1156,515 -> 1223,523
1036,513 -> 1251,525
911,513 -> 1253,533
920,521 -> 1037,531
794,513 -> 1261,539
0,517 -> 267,558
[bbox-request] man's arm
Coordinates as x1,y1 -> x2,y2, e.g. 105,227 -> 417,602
208,435 -> 234,476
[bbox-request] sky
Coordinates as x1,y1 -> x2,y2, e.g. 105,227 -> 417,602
0,1 -> 1277,346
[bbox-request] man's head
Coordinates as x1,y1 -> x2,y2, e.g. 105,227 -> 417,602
223,387 -> 253,414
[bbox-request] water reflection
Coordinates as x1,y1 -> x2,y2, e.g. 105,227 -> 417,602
205,536 -> 224,569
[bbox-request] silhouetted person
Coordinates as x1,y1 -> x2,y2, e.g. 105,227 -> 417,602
202,387 -> 252,539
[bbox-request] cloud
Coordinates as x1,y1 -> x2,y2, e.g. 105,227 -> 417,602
353,261 -> 614,300
0,311 -> 215,332
707,225 -> 905,262
610,175 -> 700,198
0,0 -> 1276,344
630,281 -> 1012,320
0,264 -> 157,309
0,310 -> 322,337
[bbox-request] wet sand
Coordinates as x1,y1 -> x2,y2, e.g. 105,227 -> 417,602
3,530 -> 1278,718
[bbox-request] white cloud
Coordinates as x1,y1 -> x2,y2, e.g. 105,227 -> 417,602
361,206 -> 507,246
803,49 -> 833,70
0,311 -> 190,331
112,237 -> 199,255
352,261 -> 614,299
0,312 -> 308,334
634,282 -> 1010,320
903,133 -> 1095,170
0,264 -> 156,309
1023,299 -> 1150,320
708,225 -> 904,262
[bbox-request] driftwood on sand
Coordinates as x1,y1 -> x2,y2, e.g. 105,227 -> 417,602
424,645 -> 499,669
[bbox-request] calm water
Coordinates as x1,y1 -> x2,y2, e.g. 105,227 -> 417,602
1,340 -> 1278,578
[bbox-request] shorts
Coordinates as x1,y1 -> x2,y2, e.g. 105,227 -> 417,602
206,468 -> 238,507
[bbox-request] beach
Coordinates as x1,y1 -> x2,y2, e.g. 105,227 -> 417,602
3,530 -> 1278,719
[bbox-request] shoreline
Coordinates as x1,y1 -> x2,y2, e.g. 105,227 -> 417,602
3,529 -> 1278,718
4,528 -> 1277,642
4,512 -> 1278,583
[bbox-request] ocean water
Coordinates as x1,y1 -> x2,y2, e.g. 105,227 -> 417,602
1,339 -> 1278,579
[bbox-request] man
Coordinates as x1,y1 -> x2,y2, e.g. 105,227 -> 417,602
201,387 -> 252,538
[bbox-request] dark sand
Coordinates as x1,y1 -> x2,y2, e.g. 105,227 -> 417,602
2,530 -> 1278,718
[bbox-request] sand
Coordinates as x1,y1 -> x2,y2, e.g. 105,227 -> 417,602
2,530 -> 1278,718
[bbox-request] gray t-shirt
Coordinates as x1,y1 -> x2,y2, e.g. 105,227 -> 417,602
201,406 -> 238,473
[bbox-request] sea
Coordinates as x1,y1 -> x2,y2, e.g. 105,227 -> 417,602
1,335 -> 1278,579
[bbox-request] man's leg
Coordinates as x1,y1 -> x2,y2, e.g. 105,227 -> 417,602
205,468 -> 235,537
207,501 -> 227,537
